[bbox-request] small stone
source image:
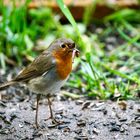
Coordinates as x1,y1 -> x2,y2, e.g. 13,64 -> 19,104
134,113 -> 140,117
75,100 -> 84,105
73,113 -> 82,117
74,135 -> 88,140
77,120 -> 86,127
109,125 -> 120,132
19,123 -> 24,128
0,111 -> 5,115
118,101 -> 127,110
0,101 -> 7,107
57,124 -> 68,130
32,130 -> 43,138
0,123 -> 2,129
10,112 -> 17,121
89,135 -> 95,139
129,104 -> 133,109
55,109 -> 63,115
63,127 -> 70,132
24,120 -> 31,125
55,114 -> 62,119
0,128 -> 10,134
136,126 -> 140,129
137,108 -> 140,112
91,102 -> 105,111
120,126 -> 125,132
74,129 -> 82,134
92,127 -> 100,135
103,109 -> 107,115
63,120 -> 71,124
82,101 -> 91,110
110,120 -> 116,125
135,117 -> 140,123
95,102 -> 105,107
134,135 -> 140,138
114,134 -> 119,139
119,118 -> 127,122
47,124 -> 56,128
68,106 -> 73,110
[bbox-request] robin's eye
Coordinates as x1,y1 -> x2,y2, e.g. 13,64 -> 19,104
68,43 -> 75,49
60,44 -> 66,48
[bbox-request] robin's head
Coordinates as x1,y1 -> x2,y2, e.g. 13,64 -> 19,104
48,38 -> 79,60
45,38 -> 79,79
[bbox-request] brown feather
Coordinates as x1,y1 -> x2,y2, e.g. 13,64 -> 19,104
0,81 -> 16,90
14,51 -> 55,82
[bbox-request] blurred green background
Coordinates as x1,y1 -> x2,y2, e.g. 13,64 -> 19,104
0,0 -> 140,100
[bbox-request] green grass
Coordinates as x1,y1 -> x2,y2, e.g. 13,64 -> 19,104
0,0 -> 140,100
56,1 -> 140,99
0,0 -> 63,66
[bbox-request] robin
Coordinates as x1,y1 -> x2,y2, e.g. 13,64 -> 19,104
0,38 -> 79,127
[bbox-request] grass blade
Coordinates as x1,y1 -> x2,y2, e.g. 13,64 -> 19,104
56,0 -> 81,39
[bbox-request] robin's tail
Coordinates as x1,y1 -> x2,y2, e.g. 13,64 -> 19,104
0,81 -> 16,90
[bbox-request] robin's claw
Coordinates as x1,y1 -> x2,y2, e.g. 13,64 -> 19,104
52,118 -> 64,125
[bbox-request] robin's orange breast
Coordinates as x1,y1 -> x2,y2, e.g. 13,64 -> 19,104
52,51 -> 72,80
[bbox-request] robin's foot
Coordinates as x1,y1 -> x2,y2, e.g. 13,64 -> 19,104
45,116 -> 52,121
45,116 -> 63,125
33,123 -> 41,129
52,118 -> 64,125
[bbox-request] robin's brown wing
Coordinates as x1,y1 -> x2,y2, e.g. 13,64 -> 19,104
13,51 -> 56,82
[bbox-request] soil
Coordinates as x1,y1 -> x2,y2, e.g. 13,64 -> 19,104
0,85 -> 140,140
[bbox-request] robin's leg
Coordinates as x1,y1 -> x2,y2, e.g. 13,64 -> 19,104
47,96 -> 53,119
35,94 -> 41,128
47,96 -> 61,124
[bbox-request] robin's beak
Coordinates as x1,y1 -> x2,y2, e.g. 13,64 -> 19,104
74,48 -> 80,57
72,48 -> 80,63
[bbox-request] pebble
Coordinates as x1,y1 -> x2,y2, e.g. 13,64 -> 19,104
92,127 -> 100,135
73,113 -> 82,117
0,111 -> 5,115
0,101 -> 7,107
75,100 -> 84,105
110,120 -> 116,125
47,124 -> 56,128
135,117 -> 140,123
55,114 -> 63,119
74,135 -> 88,140
10,112 -> 18,121
0,128 -> 10,134
134,135 -> 140,138
82,101 -> 91,110
0,123 -> 2,129
118,101 -> 127,110
63,127 -> 71,132
32,130 -> 43,138
136,126 -> 140,129
137,108 -> 140,112
55,109 -> 63,115
109,125 -> 120,132
57,124 -> 68,130
134,113 -> 140,117
77,120 -> 86,127
74,129 -> 82,134
103,109 -> 107,115
120,126 -> 125,132
114,134 -> 119,139
24,120 -> 31,125
19,123 -> 24,128
119,118 -> 127,122
95,102 -> 105,107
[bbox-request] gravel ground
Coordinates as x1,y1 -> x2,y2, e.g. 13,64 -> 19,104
0,87 -> 140,140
